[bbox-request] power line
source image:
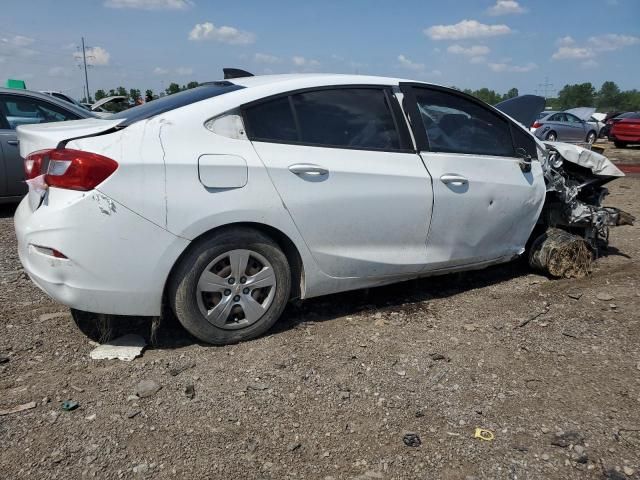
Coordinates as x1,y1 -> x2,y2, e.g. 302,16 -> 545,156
535,77 -> 555,99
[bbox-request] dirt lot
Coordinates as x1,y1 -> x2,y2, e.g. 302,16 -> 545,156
1,144 -> 639,479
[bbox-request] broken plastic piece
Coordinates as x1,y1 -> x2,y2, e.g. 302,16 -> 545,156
89,334 -> 147,361
61,400 -> 79,411
474,428 -> 495,441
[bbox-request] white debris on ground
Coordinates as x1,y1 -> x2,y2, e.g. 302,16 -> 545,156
89,334 -> 147,361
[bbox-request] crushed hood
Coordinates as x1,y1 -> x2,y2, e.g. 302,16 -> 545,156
495,95 -> 545,127
565,107 -> 596,121
544,141 -> 624,177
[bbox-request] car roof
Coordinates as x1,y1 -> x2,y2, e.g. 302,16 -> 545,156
230,73 -> 423,89
0,87 -> 96,118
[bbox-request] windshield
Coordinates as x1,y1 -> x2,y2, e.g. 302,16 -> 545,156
110,82 -> 244,126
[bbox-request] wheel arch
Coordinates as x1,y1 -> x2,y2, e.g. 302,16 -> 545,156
164,221 -> 305,304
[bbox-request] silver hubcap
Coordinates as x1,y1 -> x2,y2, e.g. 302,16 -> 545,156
588,133 -> 596,143
196,249 -> 276,330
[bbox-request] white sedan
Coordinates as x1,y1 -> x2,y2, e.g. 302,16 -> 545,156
13,73 -> 628,344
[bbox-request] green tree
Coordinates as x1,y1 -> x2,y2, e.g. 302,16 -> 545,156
116,86 -> 127,97
186,81 -> 199,89
145,89 -> 154,102
596,81 -> 621,110
505,87 -> 519,100
165,82 -> 181,95
129,89 -> 141,102
618,89 -> 640,111
556,83 -> 596,109
94,89 -> 106,101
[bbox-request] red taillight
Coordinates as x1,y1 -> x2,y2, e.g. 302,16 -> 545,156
24,150 -> 48,180
24,148 -> 118,191
532,121 -> 542,129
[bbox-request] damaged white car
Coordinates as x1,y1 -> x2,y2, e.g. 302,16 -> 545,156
13,72 -> 634,344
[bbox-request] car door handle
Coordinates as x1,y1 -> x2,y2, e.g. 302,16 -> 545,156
289,164 -> 329,176
7,139 -> 19,146
440,174 -> 468,185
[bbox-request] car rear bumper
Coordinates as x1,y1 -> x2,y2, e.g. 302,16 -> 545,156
15,189 -> 189,316
610,133 -> 640,142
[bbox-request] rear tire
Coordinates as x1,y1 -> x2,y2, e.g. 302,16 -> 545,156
169,227 -> 291,345
545,131 -> 557,141
586,131 -> 597,144
614,141 -> 627,148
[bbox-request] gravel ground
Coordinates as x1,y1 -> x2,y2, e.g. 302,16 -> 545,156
1,164 -> 639,479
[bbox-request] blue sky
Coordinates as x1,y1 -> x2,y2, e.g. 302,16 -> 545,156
1,0 -> 638,99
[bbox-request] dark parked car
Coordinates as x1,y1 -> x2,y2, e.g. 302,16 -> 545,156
0,88 -> 96,203
610,112 -> 640,148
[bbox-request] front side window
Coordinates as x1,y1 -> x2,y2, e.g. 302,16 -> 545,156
291,88 -> 400,150
414,88 -> 514,157
0,95 -> 79,129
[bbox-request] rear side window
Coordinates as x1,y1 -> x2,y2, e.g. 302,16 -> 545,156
291,88 -> 400,150
414,88 -> 515,157
243,96 -> 297,142
243,87 -> 402,151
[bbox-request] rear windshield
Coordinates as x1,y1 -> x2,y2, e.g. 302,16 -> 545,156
111,82 -> 243,126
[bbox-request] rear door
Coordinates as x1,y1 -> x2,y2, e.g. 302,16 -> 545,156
401,84 -> 545,270
0,94 -> 82,197
243,86 -> 433,278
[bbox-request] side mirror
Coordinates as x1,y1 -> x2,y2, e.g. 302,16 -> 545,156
515,147 -> 532,173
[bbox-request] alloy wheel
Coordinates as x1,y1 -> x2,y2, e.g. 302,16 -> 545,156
196,249 -> 277,330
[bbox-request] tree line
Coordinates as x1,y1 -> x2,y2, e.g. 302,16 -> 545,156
88,80 -> 639,112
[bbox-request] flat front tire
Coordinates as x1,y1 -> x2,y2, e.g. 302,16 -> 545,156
169,228 -> 291,345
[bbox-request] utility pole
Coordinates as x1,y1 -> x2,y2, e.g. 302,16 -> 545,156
537,76 -> 555,99
81,37 -> 90,102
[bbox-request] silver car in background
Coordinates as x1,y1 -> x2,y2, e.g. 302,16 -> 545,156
531,109 -> 598,144
0,88 -> 96,202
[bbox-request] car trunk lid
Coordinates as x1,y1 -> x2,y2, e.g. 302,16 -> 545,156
17,118 -> 122,158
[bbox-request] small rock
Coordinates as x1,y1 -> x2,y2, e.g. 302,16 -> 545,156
287,442 -> 301,452
429,353 -> 447,361
247,382 -> 269,391
38,311 -> 68,322
575,454 -> 588,464
339,391 -> 350,400
623,466 -> 635,476
403,432 -> 421,447
573,445 -> 585,455
85,414 -> 96,421
463,323 -> 478,332
567,292 -> 583,300
396,370 -> 406,377
133,463 -> 149,475
541,453 -> 550,461
605,469 -> 627,480
126,409 -> 141,419
168,361 -> 196,377
551,431 -> 584,448
184,384 -> 195,400
135,380 -> 161,398
0,355 -> 9,364
596,292 -> 614,301
0,401 -> 37,416
415,409 -> 425,418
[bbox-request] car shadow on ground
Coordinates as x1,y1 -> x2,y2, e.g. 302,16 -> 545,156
0,204 -> 18,219
147,259 -> 532,349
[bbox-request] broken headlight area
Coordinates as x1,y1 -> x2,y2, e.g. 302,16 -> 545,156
530,142 -> 634,278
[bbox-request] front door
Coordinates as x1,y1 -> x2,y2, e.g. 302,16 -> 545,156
243,86 -> 433,278
401,85 -> 546,270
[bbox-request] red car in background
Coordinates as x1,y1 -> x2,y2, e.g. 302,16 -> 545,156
610,112 -> 640,148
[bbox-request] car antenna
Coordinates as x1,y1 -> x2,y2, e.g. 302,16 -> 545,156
223,68 -> 254,79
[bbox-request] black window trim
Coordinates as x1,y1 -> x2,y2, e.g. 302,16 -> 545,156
399,82 -> 534,159
241,84 -> 415,154
0,93 -> 81,130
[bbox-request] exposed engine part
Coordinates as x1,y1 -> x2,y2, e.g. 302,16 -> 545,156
537,142 -> 635,253
529,228 -> 592,278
